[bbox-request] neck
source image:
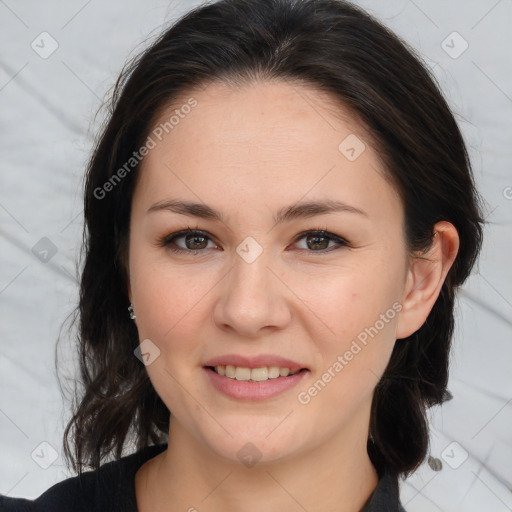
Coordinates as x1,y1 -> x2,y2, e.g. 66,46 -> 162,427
136,416 -> 379,512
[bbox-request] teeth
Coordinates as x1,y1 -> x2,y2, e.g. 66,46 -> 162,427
268,366 -> 280,379
250,367 -> 268,381
235,367 -> 251,381
213,365 -> 300,381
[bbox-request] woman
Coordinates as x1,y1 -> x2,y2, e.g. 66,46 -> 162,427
0,0 -> 483,510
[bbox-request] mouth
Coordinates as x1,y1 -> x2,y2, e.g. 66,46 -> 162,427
202,354 -> 310,400
203,361 -> 310,401
204,365 -> 309,382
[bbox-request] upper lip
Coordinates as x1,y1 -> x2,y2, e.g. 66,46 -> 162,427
203,354 -> 308,371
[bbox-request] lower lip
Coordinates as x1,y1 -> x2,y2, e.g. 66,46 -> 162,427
204,367 -> 309,401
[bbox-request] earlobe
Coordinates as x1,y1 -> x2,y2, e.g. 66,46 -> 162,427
396,221 -> 459,339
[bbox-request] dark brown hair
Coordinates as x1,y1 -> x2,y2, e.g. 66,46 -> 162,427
62,0 -> 484,477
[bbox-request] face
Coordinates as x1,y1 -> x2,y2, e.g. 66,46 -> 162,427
128,80 -> 410,465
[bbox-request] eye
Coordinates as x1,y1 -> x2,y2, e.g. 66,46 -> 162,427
292,229 -> 350,253
159,228 -> 218,254
158,228 -> 350,255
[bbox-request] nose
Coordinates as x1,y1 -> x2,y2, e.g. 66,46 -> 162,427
212,251 -> 292,338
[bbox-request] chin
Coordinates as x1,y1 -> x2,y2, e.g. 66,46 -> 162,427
193,417 -> 311,467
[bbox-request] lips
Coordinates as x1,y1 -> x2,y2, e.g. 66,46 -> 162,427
203,354 -> 308,372
202,354 -> 310,400
204,366 -> 308,400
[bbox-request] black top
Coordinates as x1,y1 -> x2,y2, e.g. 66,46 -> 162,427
0,444 -> 406,511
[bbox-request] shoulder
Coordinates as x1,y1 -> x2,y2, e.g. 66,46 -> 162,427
0,444 -> 167,512
361,470 -> 407,512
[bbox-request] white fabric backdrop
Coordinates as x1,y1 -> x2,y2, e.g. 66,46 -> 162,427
1,1 -> 511,510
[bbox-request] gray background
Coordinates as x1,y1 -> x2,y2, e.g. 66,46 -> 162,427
0,1 -> 511,510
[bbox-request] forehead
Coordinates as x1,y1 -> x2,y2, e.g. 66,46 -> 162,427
134,80 -> 402,227
151,79 -> 369,158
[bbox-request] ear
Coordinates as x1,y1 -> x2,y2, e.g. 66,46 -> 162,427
396,221 -> 459,339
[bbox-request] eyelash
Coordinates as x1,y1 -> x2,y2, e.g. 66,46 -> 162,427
157,227 -> 351,255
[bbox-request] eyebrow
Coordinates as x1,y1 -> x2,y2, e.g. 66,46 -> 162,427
147,198 -> 368,225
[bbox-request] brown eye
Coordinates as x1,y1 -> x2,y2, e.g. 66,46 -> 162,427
184,233 -> 208,250
306,233 -> 330,251
160,229 -> 217,254
160,228 -> 349,256
293,230 -> 349,253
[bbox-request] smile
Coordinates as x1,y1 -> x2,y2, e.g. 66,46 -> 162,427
209,364 -> 301,381
203,365 -> 309,401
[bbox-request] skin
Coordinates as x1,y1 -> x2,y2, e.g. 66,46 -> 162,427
128,80 -> 459,512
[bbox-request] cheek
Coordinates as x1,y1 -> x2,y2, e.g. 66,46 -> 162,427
296,259 -> 403,343
128,230 -> 210,338
295,259 -> 403,403
297,293 -> 399,424
133,268 -> 206,347
129,261 -> 209,417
